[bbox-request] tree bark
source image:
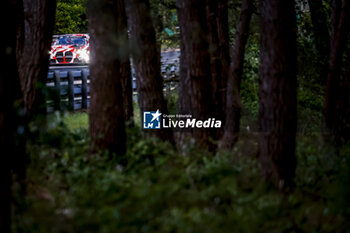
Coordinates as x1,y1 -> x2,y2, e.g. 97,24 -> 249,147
206,0 -> 230,139
258,0 -> 297,189
331,0 -> 342,42
335,51 -> 350,143
308,0 -> 330,84
323,0 -> 350,144
126,0 -> 173,142
176,0 -> 215,148
220,0 -> 253,149
176,1 -> 192,147
119,0 -> 133,125
176,0 -> 190,118
16,0 -> 56,117
0,1 -> 23,232
88,0 -> 127,155
120,59 -> 134,124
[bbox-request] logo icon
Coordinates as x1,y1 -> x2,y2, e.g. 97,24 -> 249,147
143,110 -> 162,129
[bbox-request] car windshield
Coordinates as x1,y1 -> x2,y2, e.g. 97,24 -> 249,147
71,38 -> 86,45
56,36 -> 86,45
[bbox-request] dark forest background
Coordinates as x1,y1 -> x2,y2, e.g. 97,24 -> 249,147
1,0 -> 350,232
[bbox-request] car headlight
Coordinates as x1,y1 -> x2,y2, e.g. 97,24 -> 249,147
78,50 -> 90,63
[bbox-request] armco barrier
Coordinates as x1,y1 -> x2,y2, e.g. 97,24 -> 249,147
47,67 -> 91,111
46,51 -> 180,112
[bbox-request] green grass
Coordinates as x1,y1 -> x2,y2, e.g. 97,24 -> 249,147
62,100 -> 142,132
63,112 -> 89,131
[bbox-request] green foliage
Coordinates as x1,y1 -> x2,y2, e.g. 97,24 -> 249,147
150,0 -> 179,49
55,0 -> 88,34
240,41 -> 260,120
239,8 -> 326,134
12,114 -> 350,233
165,92 -> 178,115
296,11 -> 325,135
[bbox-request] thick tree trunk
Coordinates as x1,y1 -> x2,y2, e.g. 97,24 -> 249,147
334,51 -> 350,143
308,0 -> 330,84
176,2 -> 192,146
16,0 -> 56,117
119,0 -> 133,124
125,0 -> 173,141
176,0 -> 215,148
220,0 -> 253,149
323,0 -> 350,144
120,60 -> 133,124
176,0 -> 190,118
0,1 -> 23,232
258,0 -> 297,189
88,0 -> 126,155
331,0 -> 342,42
206,0 -> 230,139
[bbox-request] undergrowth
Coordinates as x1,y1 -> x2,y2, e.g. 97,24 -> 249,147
12,113 -> 350,233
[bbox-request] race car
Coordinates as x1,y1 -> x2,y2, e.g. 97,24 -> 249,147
50,34 -> 90,65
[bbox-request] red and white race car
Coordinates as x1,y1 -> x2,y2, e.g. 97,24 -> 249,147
50,34 -> 90,65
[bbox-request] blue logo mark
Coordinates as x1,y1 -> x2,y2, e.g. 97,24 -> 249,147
143,110 -> 162,129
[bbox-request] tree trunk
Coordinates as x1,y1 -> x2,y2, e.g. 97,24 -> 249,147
88,0 -> 127,155
16,0 -> 56,117
323,0 -> 350,144
331,0 -> 342,42
176,0 -> 190,118
176,2 -> 192,146
120,59 -> 134,124
0,1 -> 23,232
125,0 -> 173,142
206,0 -> 230,139
307,0 -> 330,84
335,51 -> 350,143
220,0 -> 253,149
119,0 -> 133,125
176,0 -> 215,148
258,0 -> 297,189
